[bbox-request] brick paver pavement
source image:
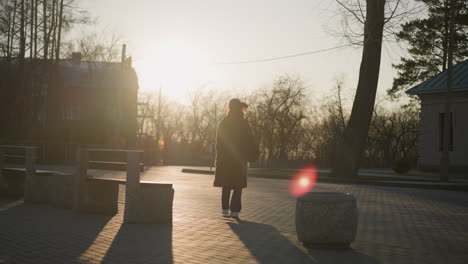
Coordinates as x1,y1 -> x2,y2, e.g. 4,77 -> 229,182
1,166 -> 468,263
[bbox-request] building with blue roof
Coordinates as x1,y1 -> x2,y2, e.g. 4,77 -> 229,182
406,59 -> 468,171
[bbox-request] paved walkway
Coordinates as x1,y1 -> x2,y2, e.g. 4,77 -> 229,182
1,166 -> 468,263
183,166 -> 468,182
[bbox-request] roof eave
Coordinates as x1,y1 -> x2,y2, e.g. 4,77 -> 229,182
406,87 -> 468,95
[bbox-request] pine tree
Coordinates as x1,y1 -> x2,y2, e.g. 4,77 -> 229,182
387,0 -> 468,99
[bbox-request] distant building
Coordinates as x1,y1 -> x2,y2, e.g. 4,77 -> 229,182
0,52 -> 138,163
406,59 -> 468,171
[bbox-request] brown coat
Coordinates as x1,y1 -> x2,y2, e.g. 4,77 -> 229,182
214,113 -> 256,189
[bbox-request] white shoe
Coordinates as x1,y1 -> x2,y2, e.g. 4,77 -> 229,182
222,209 -> 229,215
229,212 -> 239,218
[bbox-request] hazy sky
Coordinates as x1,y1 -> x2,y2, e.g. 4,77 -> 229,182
77,0 -> 406,105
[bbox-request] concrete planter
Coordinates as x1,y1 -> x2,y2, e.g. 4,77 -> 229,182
295,192 -> 358,248
50,173 -> 74,209
124,152 -> 174,224
125,183 -> 174,224
25,172 -> 53,204
73,178 -> 119,215
0,169 -> 25,197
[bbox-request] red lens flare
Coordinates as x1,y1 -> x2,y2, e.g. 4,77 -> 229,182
289,166 -> 317,197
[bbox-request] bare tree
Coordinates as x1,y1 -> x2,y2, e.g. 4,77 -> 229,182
330,0 -> 422,177
332,0 -> 387,178
186,87 -> 229,146
66,31 -> 122,63
367,104 -> 418,167
254,75 -> 307,160
334,0 -> 421,45
0,0 -> 91,60
55,0 -> 63,60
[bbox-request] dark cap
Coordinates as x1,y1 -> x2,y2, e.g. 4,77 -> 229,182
229,98 -> 248,110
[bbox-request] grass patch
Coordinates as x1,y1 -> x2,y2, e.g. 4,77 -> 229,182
248,169 -> 442,182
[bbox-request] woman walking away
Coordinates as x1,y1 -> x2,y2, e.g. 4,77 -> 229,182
214,98 -> 259,218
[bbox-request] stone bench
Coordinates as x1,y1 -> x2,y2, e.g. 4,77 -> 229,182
0,168 -> 27,197
0,147 -> 39,199
74,149 -> 174,223
0,168 -> 52,202
49,173 -> 74,209
124,180 -> 174,224
24,170 -> 54,204
73,177 -> 173,222
0,167 -> 75,208
89,161 -> 144,171
295,192 -> 358,248
74,176 -> 120,215
122,151 -> 174,224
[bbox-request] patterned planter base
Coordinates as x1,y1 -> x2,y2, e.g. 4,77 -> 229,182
295,192 -> 358,248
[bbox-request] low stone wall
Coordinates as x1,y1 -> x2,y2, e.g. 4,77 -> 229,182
73,178 -> 120,216
89,161 -> 144,171
1,147 -> 174,225
126,183 -> 174,224
50,173 -> 74,209
123,151 -> 174,224
0,168 -> 25,197
25,171 -> 53,204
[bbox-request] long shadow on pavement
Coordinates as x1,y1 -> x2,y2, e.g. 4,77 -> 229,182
227,220 -> 312,263
228,219 -> 379,264
370,185 -> 468,209
306,248 -> 379,264
0,201 -> 112,264
101,223 -> 173,264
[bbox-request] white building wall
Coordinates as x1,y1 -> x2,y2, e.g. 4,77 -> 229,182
418,92 -> 468,169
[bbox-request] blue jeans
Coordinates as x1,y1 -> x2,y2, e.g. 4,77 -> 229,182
222,188 -> 242,212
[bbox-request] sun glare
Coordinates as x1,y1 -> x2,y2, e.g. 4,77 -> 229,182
289,166 -> 317,197
135,42 -> 212,102
299,177 -> 310,187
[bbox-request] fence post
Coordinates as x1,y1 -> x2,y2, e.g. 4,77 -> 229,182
24,148 -> 37,202
124,151 -> 141,223
73,149 -> 89,211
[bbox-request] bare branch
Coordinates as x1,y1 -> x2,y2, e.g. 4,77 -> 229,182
336,0 -> 365,24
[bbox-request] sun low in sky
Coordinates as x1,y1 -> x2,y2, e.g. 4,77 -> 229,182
134,40 -> 215,102
81,0 -> 400,104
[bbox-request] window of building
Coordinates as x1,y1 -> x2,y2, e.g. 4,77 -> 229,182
62,105 -> 80,120
439,112 -> 453,152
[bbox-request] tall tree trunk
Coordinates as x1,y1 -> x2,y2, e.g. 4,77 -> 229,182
440,0 -> 456,182
9,1 -> 18,62
19,0 -> 25,60
18,0 -> 27,138
50,0 -> 57,59
43,0 -> 48,59
332,0 -> 386,178
9,0 -> 18,61
55,0 -> 64,61
30,0 -> 34,59
34,0 -> 38,58
442,0 -> 450,72
6,2 -> 13,61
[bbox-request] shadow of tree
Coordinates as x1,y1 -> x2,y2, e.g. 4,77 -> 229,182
227,220 -> 313,263
101,223 -> 173,264
306,247 -> 380,264
228,219 -> 379,264
369,185 -> 468,209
